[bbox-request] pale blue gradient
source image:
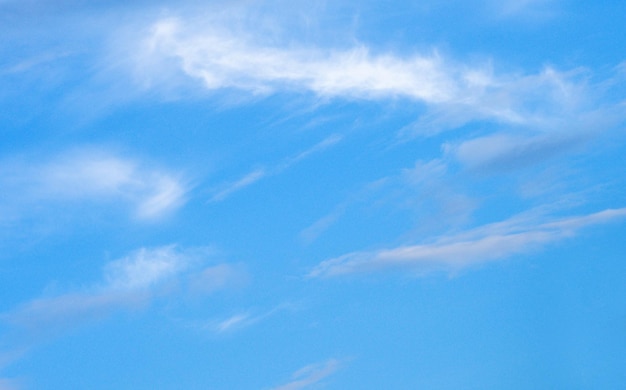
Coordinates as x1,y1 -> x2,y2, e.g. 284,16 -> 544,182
1,1 -> 626,389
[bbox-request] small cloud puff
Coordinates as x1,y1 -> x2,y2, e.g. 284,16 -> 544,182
103,245 -> 190,291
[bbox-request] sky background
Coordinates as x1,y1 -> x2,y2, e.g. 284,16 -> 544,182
1,0 -> 626,389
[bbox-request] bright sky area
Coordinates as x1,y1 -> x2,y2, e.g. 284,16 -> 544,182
1,0 -> 626,389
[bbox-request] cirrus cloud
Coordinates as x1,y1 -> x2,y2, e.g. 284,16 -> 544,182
309,208 -> 626,278
0,148 -> 187,223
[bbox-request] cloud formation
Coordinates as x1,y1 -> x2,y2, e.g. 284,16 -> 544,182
0,148 -> 186,221
271,359 -> 341,390
198,303 -> 292,334
208,134 -> 342,202
141,17 -> 453,101
1,245 -> 238,335
309,208 -> 626,278
131,15 -> 610,140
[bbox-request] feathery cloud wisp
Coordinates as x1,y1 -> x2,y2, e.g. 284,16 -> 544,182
271,359 -> 341,390
309,208 -> 626,278
0,148 -> 187,221
131,16 -> 604,139
208,134 -> 342,202
1,246 -> 238,333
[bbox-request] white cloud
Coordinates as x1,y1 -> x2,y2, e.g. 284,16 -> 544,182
271,359 -> 341,390
448,132 -> 582,171
103,245 -> 189,290
130,15 -> 607,140
1,246 -> 237,334
0,249 -> 213,375
281,134 -> 343,167
141,17 -> 454,101
489,0 -> 559,17
214,313 -> 252,333
191,303 -> 293,335
300,158 -> 474,244
188,263 -> 248,294
0,148 -> 187,221
0,51 -> 72,75
309,208 -> 626,278
209,134 -> 343,202
0,245 -> 246,377
443,98 -> 626,171
300,205 -> 347,244
40,152 -> 137,197
2,291 -> 147,331
209,168 -> 267,202
135,174 -> 187,218
2,246 -> 185,330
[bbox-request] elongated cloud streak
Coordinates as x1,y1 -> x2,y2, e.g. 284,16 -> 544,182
133,15 -> 591,136
309,208 -> 626,277
272,359 -> 341,390
2,246 -> 186,330
209,134 -> 342,202
1,246 -> 239,333
143,18 -> 454,101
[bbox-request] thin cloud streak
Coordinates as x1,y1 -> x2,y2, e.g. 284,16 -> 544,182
209,169 -> 267,202
309,208 -> 626,278
271,359 -> 341,390
280,134 -> 343,168
191,303 -> 295,335
209,134 -> 342,202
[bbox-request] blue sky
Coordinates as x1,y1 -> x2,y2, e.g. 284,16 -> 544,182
1,0 -> 626,388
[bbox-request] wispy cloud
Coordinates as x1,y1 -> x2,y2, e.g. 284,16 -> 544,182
300,204 -> 348,244
188,303 -> 294,335
443,100 -> 626,171
0,51 -> 72,76
3,246 -> 180,331
300,158 -> 474,244
1,245 -> 240,336
209,168 -> 267,202
0,148 -> 187,221
271,359 -> 341,390
140,17 -> 454,101
280,134 -> 343,168
309,208 -> 626,278
209,134 -> 342,202
103,246 -> 191,290
447,132 -> 583,171
131,15 -> 616,140
488,0 -> 559,18
0,245 -> 247,375
187,263 -> 249,295
214,313 -> 252,333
